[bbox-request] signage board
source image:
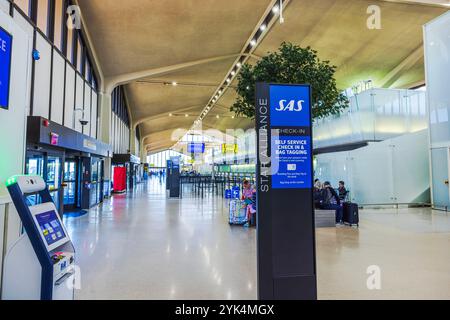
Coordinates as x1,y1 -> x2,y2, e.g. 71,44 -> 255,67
50,133 -> 59,146
255,83 -> 317,300
188,143 -> 205,154
221,143 -> 238,154
0,27 -> 13,110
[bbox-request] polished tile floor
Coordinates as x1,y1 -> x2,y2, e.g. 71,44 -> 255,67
65,179 -> 450,300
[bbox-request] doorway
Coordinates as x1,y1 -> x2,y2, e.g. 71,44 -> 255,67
63,159 -> 79,211
25,151 -> 64,214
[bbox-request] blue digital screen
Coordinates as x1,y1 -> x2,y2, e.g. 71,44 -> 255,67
271,136 -> 312,189
269,84 -> 312,190
188,143 -> 205,154
270,85 -> 311,127
35,210 -> 66,247
0,27 -> 12,110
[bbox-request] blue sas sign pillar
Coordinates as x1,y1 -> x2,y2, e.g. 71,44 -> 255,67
256,83 -> 317,300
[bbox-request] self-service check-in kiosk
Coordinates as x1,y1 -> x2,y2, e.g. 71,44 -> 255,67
2,176 -> 76,300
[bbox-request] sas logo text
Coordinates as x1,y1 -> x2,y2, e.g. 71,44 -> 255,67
275,100 -> 305,112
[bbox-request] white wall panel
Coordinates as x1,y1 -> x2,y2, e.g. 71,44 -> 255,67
0,8 -> 33,264
120,121 -> 123,153
12,10 -> 33,117
114,114 -> 118,153
424,11 -> 450,209
74,74 -> 84,133
64,65 -> 75,129
32,34 -> 52,119
83,83 -> 91,136
50,50 -> 65,124
0,0 -> 9,14
91,91 -> 98,138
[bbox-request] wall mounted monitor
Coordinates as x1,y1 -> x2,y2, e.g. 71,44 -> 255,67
0,27 -> 12,110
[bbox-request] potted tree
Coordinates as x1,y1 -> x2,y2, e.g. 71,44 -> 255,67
231,42 -> 349,120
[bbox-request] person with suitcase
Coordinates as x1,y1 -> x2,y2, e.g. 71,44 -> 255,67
242,180 -> 256,228
319,181 -> 344,225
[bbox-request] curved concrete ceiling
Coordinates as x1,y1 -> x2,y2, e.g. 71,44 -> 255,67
77,0 -> 448,154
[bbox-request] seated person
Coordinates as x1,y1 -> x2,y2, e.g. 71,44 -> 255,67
319,181 -> 344,225
242,180 -> 256,228
338,181 -> 348,201
242,180 -> 254,204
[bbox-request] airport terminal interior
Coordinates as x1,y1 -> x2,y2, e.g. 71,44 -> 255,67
0,0 -> 449,301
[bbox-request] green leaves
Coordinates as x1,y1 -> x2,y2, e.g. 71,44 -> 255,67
231,42 -> 349,120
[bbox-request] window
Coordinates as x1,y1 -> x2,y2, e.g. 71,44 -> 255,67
66,26 -> 74,63
92,75 -> 97,91
85,60 -> 92,83
37,0 -> 50,35
77,37 -> 84,74
15,0 -> 30,16
54,0 -> 64,50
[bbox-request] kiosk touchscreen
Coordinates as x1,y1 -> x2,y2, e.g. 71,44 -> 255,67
31,204 -> 69,251
2,176 -> 76,300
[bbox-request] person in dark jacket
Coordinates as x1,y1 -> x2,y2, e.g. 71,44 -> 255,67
320,181 -> 344,224
338,181 -> 348,201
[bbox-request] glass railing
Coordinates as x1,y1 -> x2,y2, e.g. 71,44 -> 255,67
313,88 -> 428,149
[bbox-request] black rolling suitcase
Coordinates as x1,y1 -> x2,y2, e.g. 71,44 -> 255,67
343,202 -> 359,227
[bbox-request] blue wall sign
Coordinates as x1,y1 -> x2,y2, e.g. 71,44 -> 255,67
269,85 -> 312,189
270,85 -> 311,127
0,27 -> 12,110
271,135 -> 312,189
188,143 -> 206,154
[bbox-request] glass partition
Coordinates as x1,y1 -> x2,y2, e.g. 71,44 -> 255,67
313,88 -> 428,149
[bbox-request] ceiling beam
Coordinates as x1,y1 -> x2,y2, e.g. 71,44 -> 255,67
134,105 -> 204,129
379,45 -> 424,88
379,0 -> 450,8
104,53 -> 251,93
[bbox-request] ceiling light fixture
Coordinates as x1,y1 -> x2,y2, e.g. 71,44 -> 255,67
172,81 -> 178,86
272,4 -> 279,13
185,114 -> 189,117
250,39 -> 257,47
236,62 -> 242,68
260,24 -> 267,31
231,71 -> 236,76
226,78 -> 231,84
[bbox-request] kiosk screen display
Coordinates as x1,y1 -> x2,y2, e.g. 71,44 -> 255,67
35,210 -> 67,247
